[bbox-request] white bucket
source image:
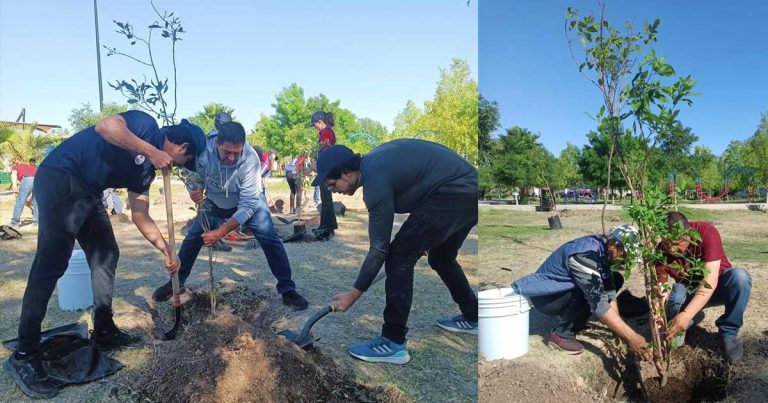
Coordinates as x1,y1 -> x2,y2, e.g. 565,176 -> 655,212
57,249 -> 93,311
478,287 -> 531,360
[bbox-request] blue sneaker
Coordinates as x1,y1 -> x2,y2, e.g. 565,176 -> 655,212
437,315 -> 478,335
348,336 -> 411,365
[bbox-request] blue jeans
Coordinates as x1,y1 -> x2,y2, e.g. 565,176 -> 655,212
11,176 -> 38,226
666,267 -> 752,337
176,195 -> 295,294
313,186 -> 320,205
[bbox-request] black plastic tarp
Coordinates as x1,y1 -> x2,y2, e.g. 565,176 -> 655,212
3,322 -> 124,387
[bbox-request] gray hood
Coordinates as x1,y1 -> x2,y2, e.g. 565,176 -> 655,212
196,138 -> 263,225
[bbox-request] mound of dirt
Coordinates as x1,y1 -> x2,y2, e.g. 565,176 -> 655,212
126,288 -> 404,403
478,360 -> 599,402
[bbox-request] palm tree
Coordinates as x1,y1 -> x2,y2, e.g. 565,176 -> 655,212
188,103 -> 236,135
0,123 -> 62,168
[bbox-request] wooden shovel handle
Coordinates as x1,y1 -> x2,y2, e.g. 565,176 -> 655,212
162,169 -> 181,307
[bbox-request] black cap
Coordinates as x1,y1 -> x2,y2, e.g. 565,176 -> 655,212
312,145 -> 357,186
180,119 -> 206,171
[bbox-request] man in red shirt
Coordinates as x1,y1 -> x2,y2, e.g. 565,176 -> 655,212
656,212 -> 752,361
10,158 -> 39,227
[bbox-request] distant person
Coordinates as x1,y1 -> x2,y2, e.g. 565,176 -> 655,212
512,225 -> 654,363
101,188 -> 124,215
10,158 -> 38,228
208,112 -> 232,139
151,121 -> 309,311
317,140 -> 478,365
656,212 -> 752,361
5,111 -> 205,399
310,111 -> 338,240
285,155 -> 302,214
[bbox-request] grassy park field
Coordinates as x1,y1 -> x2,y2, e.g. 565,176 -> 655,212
0,179 -> 477,402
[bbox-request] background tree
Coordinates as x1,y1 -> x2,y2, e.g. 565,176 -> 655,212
718,140 -> 749,193
418,58 -> 479,162
251,83 -> 361,157
478,95 -> 502,199
0,124 -> 61,165
555,143 -> 583,190
391,100 -> 424,140
744,113 -> 768,198
687,145 -> 722,193
69,102 -> 131,133
491,127 -> 555,201
188,103 -> 236,135
478,95 -> 500,167
351,118 -> 388,153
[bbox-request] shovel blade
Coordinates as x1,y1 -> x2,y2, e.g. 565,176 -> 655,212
277,329 -> 315,349
163,307 -> 182,340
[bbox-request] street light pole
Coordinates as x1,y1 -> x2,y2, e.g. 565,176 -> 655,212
94,0 -> 104,112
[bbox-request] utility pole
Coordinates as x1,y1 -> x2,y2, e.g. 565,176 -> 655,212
94,0 -> 104,112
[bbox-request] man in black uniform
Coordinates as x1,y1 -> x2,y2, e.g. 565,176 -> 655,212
4,111 -> 206,398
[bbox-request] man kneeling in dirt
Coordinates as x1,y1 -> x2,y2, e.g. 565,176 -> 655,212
151,121 -> 309,310
316,140 -> 478,365
656,212 -> 752,361
512,225 -> 653,361
5,111 -> 204,399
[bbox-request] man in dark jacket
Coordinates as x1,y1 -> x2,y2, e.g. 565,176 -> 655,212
512,225 -> 653,361
4,111 -> 206,399
315,140 -> 478,365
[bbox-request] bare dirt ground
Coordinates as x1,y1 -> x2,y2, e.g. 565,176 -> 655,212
478,206 -> 768,402
0,179 -> 477,402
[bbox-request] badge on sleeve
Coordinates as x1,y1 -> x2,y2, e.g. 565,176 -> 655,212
135,155 -> 146,165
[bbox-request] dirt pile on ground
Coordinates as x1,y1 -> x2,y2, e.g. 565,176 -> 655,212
478,360 -> 599,402
125,288 -> 405,403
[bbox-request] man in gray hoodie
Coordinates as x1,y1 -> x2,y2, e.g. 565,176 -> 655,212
152,121 -> 308,309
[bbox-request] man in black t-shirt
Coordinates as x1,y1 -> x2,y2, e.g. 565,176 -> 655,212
5,111 -> 206,399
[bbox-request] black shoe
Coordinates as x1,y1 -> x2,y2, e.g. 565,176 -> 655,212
152,281 -> 187,302
4,352 -> 58,399
313,227 -> 334,241
90,327 -> 143,351
282,290 -> 309,311
212,240 -> 232,252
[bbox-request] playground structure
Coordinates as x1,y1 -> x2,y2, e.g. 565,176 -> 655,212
669,167 -> 756,203
347,132 -> 379,148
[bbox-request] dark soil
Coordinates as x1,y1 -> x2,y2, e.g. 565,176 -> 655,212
124,286 -> 405,403
637,347 -> 729,402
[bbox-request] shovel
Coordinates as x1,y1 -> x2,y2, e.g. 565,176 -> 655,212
279,271 -> 386,349
161,169 -> 183,340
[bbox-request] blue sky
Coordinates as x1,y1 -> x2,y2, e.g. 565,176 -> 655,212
0,0 -> 476,133
480,0 -> 768,156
